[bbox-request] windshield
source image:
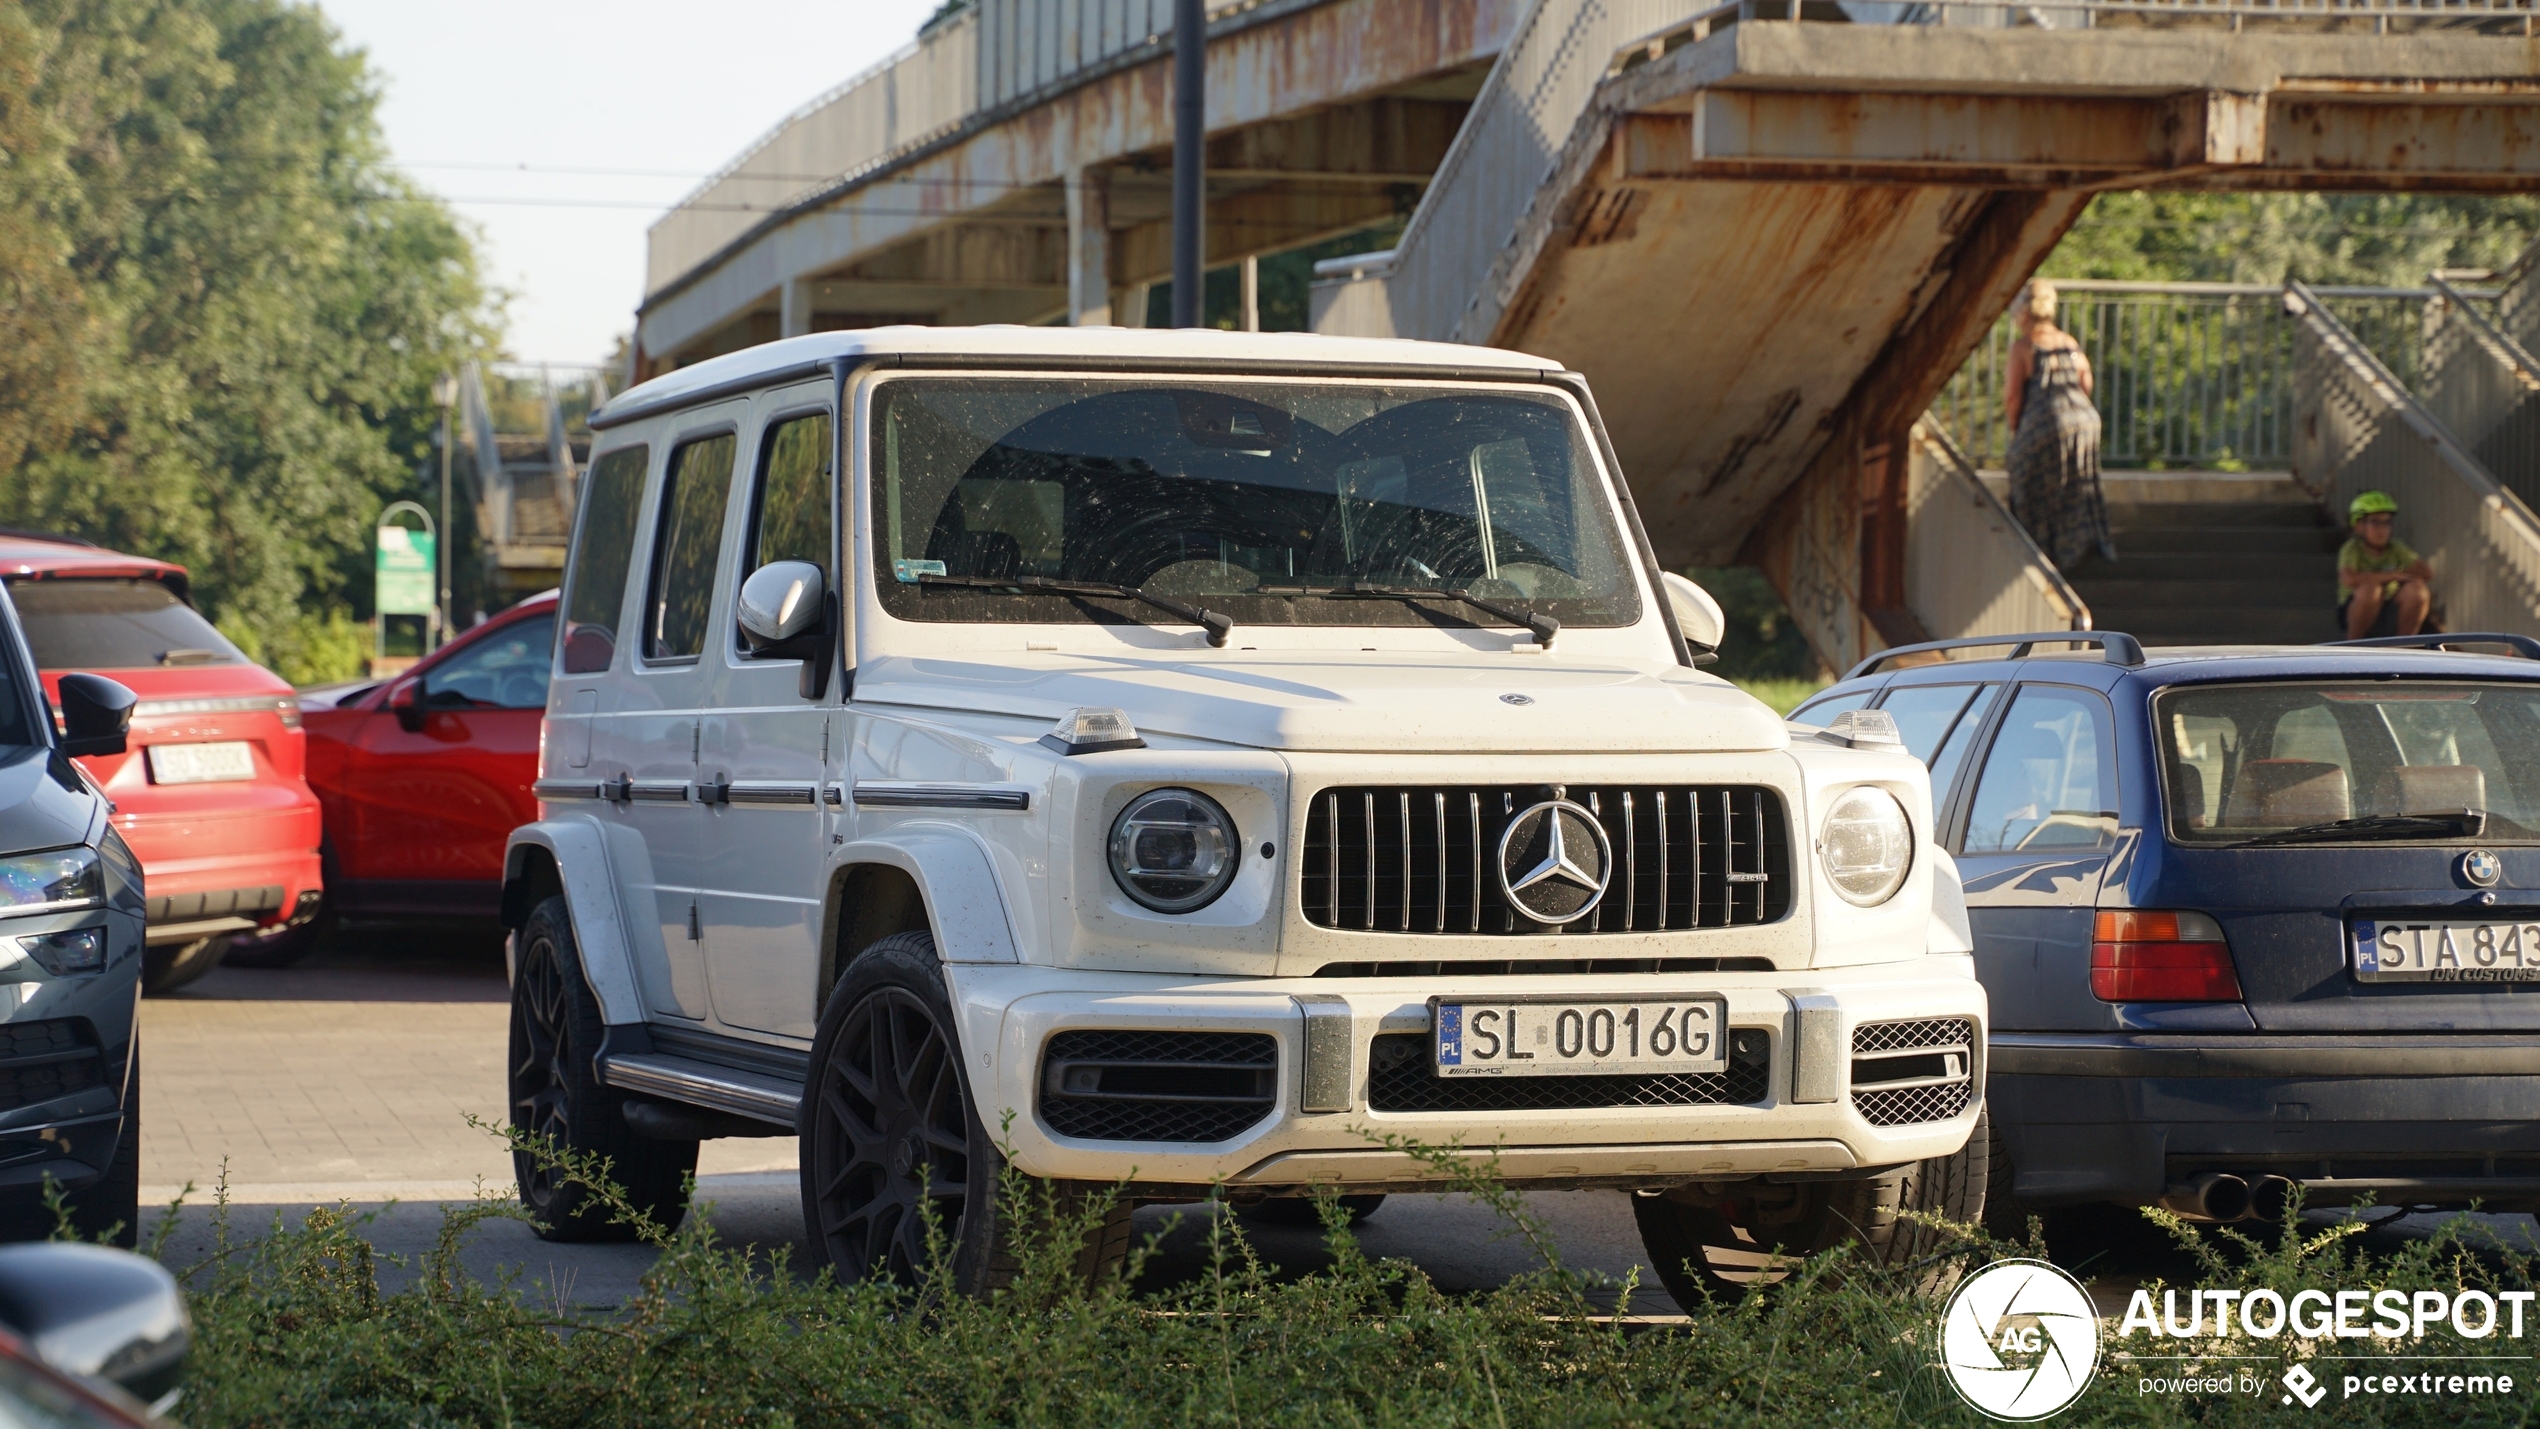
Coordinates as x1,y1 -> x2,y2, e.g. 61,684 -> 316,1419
6,578 -> 244,671
2159,681 -> 2540,844
869,378 -> 1641,630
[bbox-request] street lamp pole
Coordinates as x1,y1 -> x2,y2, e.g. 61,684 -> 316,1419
431,372 -> 457,649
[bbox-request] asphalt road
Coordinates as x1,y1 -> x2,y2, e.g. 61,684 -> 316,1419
138,932 -> 1686,1312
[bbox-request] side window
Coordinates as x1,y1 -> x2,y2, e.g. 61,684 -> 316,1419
644,433 -> 739,662
750,412 -> 833,581
1925,683 -> 2004,808
1961,685 -> 2119,854
560,445 -> 648,674
423,615 -> 556,710
1876,684 -> 1981,764
1790,691 -> 1872,726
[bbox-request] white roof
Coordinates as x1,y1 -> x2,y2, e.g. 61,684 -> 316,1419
597,325 -> 1562,427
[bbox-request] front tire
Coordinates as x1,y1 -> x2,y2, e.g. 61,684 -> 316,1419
801,930 -> 1130,1295
140,936 -> 225,995
1635,1108 -> 1988,1305
67,1056 -> 141,1248
509,895 -> 695,1242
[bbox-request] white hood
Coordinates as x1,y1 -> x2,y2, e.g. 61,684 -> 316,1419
852,652 -> 1788,754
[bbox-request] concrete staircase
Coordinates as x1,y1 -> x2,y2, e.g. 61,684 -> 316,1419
1983,472 -> 2343,647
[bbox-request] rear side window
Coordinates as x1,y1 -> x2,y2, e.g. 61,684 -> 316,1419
645,434 -> 739,661
1962,685 -> 2118,854
9,579 -> 243,671
561,446 -> 649,674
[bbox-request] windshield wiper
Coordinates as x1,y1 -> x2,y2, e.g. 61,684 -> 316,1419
2236,812 -> 2487,847
1259,582 -> 1559,648
915,573 -> 1231,648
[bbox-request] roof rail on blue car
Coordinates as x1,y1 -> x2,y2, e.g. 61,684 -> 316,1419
2330,632 -> 2540,659
1844,631 -> 2146,681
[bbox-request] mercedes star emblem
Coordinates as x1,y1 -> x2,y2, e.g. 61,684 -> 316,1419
2462,848 -> 2504,888
1496,798 -> 1613,924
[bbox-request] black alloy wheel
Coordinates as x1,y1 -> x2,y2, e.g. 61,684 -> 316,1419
140,936 -> 225,995
807,982 -> 975,1282
803,931 -> 1131,1295
507,895 -> 693,1241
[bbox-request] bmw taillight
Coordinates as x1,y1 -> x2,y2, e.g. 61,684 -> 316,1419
2091,909 -> 2242,1002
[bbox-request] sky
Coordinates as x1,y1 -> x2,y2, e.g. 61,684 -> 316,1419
317,0 -> 942,370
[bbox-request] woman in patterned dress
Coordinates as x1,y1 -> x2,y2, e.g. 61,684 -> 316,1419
2004,281 -> 2113,569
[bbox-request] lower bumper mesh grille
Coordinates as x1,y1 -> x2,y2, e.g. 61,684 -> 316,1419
1850,1017 -> 1977,1127
1366,1029 -> 1771,1113
1038,1030 -> 1278,1144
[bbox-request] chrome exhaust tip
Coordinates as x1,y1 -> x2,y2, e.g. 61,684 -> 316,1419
2158,1172 -> 2252,1222
2251,1174 -> 2297,1222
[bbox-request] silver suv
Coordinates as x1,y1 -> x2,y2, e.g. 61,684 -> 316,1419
501,327 -> 1988,1304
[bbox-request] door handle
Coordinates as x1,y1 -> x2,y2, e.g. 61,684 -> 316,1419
600,775 -> 633,804
696,774 -> 731,807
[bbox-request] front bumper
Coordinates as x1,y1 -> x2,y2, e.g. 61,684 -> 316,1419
947,956 -> 1986,1190
1991,1032 -> 2540,1210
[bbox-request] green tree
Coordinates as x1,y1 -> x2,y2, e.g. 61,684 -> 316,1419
2046,192 -> 2540,286
0,0 -> 496,680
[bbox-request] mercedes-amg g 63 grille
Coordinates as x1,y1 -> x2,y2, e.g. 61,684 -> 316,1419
1302,784 -> 1790,935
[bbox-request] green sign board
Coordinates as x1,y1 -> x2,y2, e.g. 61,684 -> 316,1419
376,524 -> 436,617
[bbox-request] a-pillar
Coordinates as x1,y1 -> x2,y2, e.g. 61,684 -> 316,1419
779,276 -> 817,337
1066,167 -> 1113,326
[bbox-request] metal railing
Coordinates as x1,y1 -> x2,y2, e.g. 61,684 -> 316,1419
1383,0 -> 1713,344
1928,280 -> 2471,470
2284,281 -> 2540,637
2422,276 -> 2540,513
1905,419 -> 2093,637
1612,0 -> 2532,61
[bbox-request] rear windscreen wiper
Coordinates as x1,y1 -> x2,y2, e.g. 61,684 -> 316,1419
2236,812 -> 2487,847
915,573 -> 1231,647
1260,582 -> 1559,647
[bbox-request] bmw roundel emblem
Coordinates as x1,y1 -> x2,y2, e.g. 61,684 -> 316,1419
2462,849 -> 2503,888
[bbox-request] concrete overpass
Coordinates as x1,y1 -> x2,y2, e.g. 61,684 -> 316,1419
638,0 -> 2540,671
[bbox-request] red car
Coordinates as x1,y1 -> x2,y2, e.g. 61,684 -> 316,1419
0,535 -> 323,993
292,592 -> 555,945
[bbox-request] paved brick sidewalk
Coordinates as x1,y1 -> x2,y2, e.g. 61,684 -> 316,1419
138,934 -> 792,1202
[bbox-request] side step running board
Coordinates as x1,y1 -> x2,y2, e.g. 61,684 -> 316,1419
600,1052 -> 802,1127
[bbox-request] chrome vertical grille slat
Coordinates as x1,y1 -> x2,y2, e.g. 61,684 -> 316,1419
1300,784 -> 1791,935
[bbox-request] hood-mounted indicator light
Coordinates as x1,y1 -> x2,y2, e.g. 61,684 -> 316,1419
1041,706 -> 1146,756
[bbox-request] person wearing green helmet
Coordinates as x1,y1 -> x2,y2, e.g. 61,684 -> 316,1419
2337,490 -> 2434,639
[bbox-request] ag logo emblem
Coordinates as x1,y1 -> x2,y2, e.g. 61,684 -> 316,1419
1940,1258 -> 2100,1421
1495,798 -> 1611,924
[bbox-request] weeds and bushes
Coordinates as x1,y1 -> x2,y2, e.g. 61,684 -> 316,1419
123,1131 -> 2540,1428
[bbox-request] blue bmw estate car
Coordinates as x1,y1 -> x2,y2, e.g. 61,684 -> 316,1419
1794,630 -> 2540,1233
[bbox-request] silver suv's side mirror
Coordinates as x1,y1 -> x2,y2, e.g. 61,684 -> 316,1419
1659,571 -> 1725,659
737,560 -> 834,699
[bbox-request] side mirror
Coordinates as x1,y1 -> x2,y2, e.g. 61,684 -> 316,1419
1659,572 -> 1726,660
737,560 -> 834,699
0,1242 -> 191,1412
57,673 -> 136,758
388,680 -> 425,733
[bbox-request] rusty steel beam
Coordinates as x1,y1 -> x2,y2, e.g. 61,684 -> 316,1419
1113,181 -> 1408,281
1202,96 -> 1469,183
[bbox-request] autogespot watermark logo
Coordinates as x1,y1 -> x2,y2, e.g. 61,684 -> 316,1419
1941,1259 -> 2103,1421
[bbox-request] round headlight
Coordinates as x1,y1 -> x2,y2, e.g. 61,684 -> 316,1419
1819,786 -> 1913,907
1108,788 -> 1240,913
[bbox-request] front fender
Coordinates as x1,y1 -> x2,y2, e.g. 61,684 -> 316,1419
1927,847 -> 1974,955
505,821 -> 645,1024
836,824 -> 1020,963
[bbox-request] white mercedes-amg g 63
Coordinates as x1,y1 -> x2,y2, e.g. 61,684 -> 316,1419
501,326 -> 1986,1305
